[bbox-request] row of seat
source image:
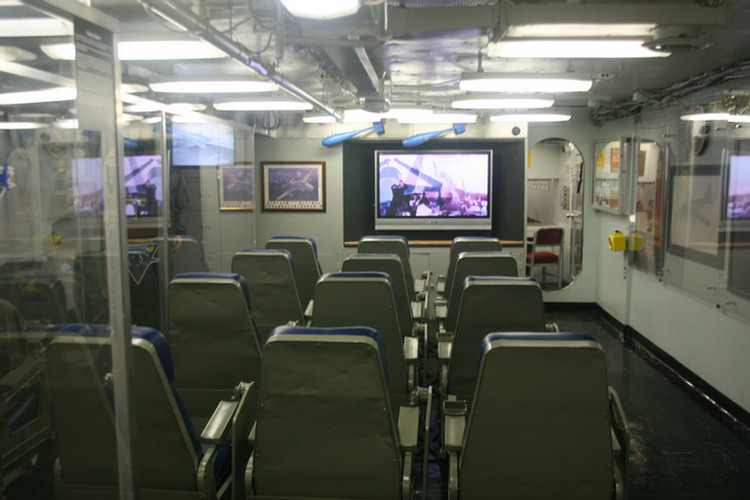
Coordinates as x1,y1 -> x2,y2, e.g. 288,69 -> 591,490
44,322 -> 628,500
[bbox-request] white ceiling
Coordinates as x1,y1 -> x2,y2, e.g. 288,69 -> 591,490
3,0 -> 750,124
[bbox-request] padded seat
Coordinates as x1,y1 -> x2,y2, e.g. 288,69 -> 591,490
153,235 -> 209,281
443,332 -> 629,500
231,249 -> 304,343
47,324 -> 255,500
265,236 -> 321,313
357,235 -> 427,301
167,272 -> 262,427
311,271 -> 415,397
438,236 -> 503,297
526,226 -> 564,288
246,325 -> 418,500
436,251 -> 518,332
439,277 -> 547,399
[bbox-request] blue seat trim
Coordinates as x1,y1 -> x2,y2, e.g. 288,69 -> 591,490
236,248 -> 296,276
464,275 -> 535,286
173,272 -> 252,312
268,325 -> 389,380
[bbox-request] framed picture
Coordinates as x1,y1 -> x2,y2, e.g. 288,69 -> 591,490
219,164 -> 254,210
262,161 -> 326,211
666,164 -> 725,268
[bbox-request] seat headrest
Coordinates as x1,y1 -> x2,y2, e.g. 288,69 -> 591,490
481,331 -> 599,352
359,235 -> 410,254
345,252 -> 402,262
235,249 -> 296,275
269,236 -> 318,255
172,272 -> 252,311
132,326 -> 175,382
268,325 -> 388,377
464,275 -> 536,286
319,271 -> 393,286
453,236 -> 500,244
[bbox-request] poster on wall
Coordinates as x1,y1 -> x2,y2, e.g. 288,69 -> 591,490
667,164 -> 724,268
218,164 -> 254,210
262,161 -> 326,211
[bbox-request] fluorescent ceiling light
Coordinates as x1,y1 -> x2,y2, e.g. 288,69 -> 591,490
397,112 -> 478,124
166,102 -> 207,113
0,46 -> 36,62
727,115 -> 750,123
0,18 -> 72,37
506,23 -> 656,38
142,116 -> 163,124
124,102 -> 162,113
0,121 -> 48,130
213,100 -> 313,111
487,40 -> 668,58
53,119 -> 78,129
680,112 -> 730,121
121,83 -> 149,94
41,41 -> 227,61
281,0 -> 360,20
0,87 -> 76,105
452,97 -> 554,110
342,108 -> 435,123
460,74 -> 592,93
490,113 -> 571,122
303,114 -> 338,124
120,41 -> 227,60
149,79 -> 277,93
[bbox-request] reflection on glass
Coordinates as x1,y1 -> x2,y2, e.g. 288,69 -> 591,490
631,141 -> 665,274
527,139 -> 584,291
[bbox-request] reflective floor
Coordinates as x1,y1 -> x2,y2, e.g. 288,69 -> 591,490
5,305 -> 750,499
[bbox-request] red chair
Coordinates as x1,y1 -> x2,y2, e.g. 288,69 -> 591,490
526,226 -> 564,288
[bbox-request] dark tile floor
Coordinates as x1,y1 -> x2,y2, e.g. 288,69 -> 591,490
545,305 -> 750,500
6,306 -> 750,499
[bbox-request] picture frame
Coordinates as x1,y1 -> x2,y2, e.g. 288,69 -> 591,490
218,164 -> 254,210
262,161 -> 326,211
666,164 -> 725,268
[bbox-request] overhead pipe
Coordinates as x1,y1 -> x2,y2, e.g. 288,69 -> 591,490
137,0 -> 341,121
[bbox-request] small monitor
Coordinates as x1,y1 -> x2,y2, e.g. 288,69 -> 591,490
124,155 -> 162,217
171,121 -> 235,166
375,150 -> 493,230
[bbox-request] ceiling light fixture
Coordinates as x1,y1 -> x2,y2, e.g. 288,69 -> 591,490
680,112 -> 731,121
150,78 -> 277,94
280,0 -> 361,20
41,40 -> 228,61
397,112 -> 478,124
0,121 -> 48,130
460,74 -> 592,93
491,113 -> 571,122
452,96 -> 554,110
506,23 -> 656,38
487,39 -> 668,58
303,114 -> 338,124
213,100 -> 313,111
0,17 -> 72,37
0,87 -> 76,105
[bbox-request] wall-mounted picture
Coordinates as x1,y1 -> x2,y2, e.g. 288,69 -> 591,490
262,161 -> 326,211
219,164 -> 254,210
667,164 -> 724,268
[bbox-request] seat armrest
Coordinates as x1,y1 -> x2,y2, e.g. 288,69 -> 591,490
201,400 -> 238,445
303,299 -> 314,319
411,300 -> 424,320
403,336 -> 419,361
609,387 -> 630,464
442,398 -> 466,448
437,333 -> 452,360
398,406 -> 420,452
434,299 -> 447,319
436,274 -> 446,295
545,321 -> 559,332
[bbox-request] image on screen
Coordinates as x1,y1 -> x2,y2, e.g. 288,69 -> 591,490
124,155 -> 162,217
377,151 -> 491,219
171,122 -> 235,166
72,157 -> 104,216
727,154 -> 750,220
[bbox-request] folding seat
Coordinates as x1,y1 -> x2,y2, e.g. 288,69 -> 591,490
437,277 -> 548,400
357,235 -> 429,301
435,251 -> 518,331
231,249 -> 304,343
245,325 -> 419,500
526,226 -> 564,288
437,236 -> 503,297
47,324 -> 255,500
311,272 -> 417,399
442,332 -> 629,500
265,236 -> 321,315
167,272 -> 262,427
